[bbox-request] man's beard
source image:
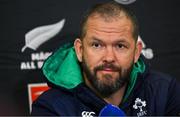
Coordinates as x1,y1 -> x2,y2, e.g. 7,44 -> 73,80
81,57 -> 133,98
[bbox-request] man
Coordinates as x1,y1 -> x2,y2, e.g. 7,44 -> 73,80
31,1 -> 180,116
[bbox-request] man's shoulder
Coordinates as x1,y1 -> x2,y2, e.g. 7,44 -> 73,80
36,87 -> 74,104
141,70 -> 180,115
139,70 -> 179,96
144,70 -> 176,85
140,70 -> 180,98
31,87 -> 78,115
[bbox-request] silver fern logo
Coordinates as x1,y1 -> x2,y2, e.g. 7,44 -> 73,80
21,19 -> 66,52
138,36 -> 154,59
114,0 -> 136,4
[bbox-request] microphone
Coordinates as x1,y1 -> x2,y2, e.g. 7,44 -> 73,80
99,104 -> 126,116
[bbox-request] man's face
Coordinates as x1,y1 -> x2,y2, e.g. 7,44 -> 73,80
74,14 -> 142,98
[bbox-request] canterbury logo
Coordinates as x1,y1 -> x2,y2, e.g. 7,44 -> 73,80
81,111 -> 95,117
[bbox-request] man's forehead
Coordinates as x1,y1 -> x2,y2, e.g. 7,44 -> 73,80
86,16 -> 133,34
87,12 -> 128,23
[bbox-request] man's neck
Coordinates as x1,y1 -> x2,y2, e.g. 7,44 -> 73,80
103,84 -> 127,106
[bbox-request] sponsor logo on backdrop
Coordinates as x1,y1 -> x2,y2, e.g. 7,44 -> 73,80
114,0 -> 136,4
21,19 -> 65,52
138,36 -> 154,59
20,52 -> 52,70
20,19 -> 66,70
28,83 -> 49,112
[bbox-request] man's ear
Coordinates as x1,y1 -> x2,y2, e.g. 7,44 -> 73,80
134,41 -> 143,63
74,38 -> 83,62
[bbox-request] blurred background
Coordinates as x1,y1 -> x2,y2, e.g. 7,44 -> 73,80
0,0 -> 180,115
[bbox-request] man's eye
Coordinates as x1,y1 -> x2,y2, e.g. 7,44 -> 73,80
116,44 -> 125,49
92,43 -> 101,48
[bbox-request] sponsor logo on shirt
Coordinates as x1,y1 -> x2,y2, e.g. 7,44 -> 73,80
81,111 -> 95,117
133,98 -> 147,117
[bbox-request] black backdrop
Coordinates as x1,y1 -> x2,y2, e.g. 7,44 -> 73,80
0,0 -> 180,115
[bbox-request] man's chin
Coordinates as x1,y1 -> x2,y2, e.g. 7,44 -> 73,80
97,72 -> 119,80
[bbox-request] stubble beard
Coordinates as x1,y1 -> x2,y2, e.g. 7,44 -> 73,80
81,57 -> 134,98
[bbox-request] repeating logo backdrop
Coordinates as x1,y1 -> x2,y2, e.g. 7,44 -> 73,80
0,0 -> 180,115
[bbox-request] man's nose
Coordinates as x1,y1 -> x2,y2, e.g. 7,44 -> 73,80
103,47 -> 115,63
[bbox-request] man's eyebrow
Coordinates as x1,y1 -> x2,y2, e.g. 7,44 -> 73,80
114,40 -> 131,47
90,36 -> 130,45
114,39 -> 128,43
91,36 -> 103,42
115,39 -> 130,45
